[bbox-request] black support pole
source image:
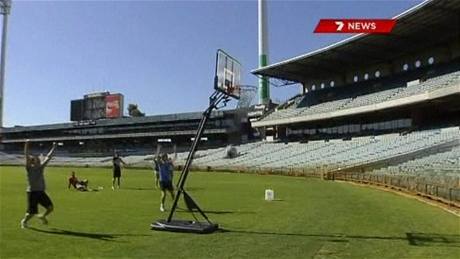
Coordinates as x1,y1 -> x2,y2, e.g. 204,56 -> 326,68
167,90 -> 227,223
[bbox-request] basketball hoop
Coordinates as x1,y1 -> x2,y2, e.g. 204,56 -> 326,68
152,49 -> 243,234
214,49 -> 241,99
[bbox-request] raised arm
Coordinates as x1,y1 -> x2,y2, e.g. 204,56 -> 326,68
42,142 -> 57,166
171,144 -> 178,163
24,139 -> 30,166
152,145 -> 161,169
121,157 -> 128,166
154,144 -> 161,159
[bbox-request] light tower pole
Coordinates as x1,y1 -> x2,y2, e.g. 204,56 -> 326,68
0,0 -> 11,128
258,0 -> 270,105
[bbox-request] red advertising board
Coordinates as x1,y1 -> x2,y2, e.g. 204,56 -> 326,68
105,94 -> 123,118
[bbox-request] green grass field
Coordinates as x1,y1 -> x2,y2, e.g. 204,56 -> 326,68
1,166 -> 459,258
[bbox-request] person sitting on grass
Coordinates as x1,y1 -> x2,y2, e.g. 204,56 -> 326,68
20,140 -> 57,229
68,171 -> 89,191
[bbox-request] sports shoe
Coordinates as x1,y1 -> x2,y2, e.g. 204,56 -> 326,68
160,204 -> 165,212
37,215 -> 48,225
111,186 -> 115,190
20,219 -> 28,229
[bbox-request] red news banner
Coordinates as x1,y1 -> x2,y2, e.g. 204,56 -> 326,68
314,19 -> 396,34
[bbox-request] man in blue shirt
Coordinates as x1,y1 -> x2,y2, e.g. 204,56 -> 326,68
156,151 -> 176,212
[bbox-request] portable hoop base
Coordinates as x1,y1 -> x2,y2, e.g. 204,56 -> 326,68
151,90 -> 230,234
151,50 -> 240,235
151,219 -> 219,234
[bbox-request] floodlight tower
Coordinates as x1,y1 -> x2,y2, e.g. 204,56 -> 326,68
258,0 -> 270,105
0,0 -> 11,128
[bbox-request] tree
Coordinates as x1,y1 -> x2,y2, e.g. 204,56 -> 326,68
127,104 -> 145,117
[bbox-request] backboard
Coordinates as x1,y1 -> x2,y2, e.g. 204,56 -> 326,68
214,49 -> 241,99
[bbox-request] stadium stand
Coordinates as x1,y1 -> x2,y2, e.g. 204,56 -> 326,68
3,127 -> 458,179
0,109 -> 255,155
371,147 -> 460,180
257,70 -> 460,125
243,0 -> 460,204
179,127 -> 459,173
0,151 -> 22,165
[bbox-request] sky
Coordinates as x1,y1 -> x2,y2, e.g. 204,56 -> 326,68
2,0 -> 422,127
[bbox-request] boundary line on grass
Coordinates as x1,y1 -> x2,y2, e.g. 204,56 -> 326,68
336,180 -> 460,217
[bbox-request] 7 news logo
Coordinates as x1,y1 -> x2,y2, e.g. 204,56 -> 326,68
335,21 -> 377,31
315,19 -> 396,34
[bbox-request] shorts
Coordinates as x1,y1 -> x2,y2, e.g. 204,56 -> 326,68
160,181 -> 173,191
27,191 -> 53,214
76,181 -> 88,191
113,167 -> 121,178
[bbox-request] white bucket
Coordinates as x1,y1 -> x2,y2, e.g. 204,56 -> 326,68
265,189 -> 274,201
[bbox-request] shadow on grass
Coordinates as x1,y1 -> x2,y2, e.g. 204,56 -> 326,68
184,187 -> 206,192
123,187 -> 154,191
174,207 -> 255,215
203,210 -> 256,215
29,227 -> 151,242
406,233 -> 460,248
220,229 -> 460,247
122,186 -> 205,192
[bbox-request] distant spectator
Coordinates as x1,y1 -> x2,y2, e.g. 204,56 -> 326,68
112,152 -> 127,190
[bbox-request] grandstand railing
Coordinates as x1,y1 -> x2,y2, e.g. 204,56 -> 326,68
186,164 -> 459,208
331,171 -> 460,208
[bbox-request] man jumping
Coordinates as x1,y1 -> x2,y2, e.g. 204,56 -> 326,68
155,147 -> 177,212
20,140 -> 57,229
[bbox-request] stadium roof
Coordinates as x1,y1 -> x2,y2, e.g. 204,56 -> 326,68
252,0 -> 460,82
1,129 -> 229,143
0,110 -> 225,133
